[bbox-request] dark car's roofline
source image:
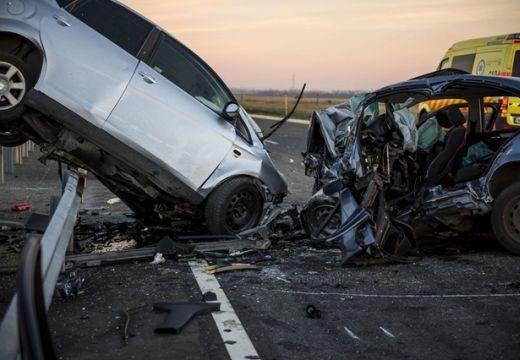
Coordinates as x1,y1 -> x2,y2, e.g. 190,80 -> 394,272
374,74 -> 520,99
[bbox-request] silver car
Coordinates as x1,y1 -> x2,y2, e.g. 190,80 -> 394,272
0,0 -> 287,234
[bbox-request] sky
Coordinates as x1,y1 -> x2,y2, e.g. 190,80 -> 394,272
122,0 -> 520,91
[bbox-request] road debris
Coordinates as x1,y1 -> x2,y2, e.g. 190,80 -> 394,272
202,291 -> 217,302
106,197 -> 121,205
203,263 -> 259,274
305,305 -> 321,319
11,202 -> 31,212
122,304 -> 147,345
56,268 -> 85,298
153,302 -> 221,334
151,252 -> 165,265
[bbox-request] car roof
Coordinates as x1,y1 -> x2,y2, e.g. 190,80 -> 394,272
373,72 -> 520,100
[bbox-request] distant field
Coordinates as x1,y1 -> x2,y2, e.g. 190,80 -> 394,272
234,94 -> 347,120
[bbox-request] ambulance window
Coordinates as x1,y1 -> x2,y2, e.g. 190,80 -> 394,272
438,58 -> 449,70
513,51 -> 520,77
452,54 -> 476,73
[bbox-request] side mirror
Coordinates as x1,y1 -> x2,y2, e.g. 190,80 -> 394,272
223,102 -> 240,120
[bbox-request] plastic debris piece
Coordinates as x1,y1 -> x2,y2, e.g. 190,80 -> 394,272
153,302 -> 221,334
202,291 -> 217,302
11,202 -> 31,212
151,252 -> 165,264
157,235 -> 194,255
106,197 -> 121,205
305,305 -> 321,319
56,268 -> 85,298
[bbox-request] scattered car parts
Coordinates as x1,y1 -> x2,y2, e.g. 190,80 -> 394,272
153,302 -> 221,334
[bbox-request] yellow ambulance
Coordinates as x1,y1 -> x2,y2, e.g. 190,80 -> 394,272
419,33 -> 520,128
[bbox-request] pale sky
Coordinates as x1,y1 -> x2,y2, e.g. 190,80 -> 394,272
122,0 -> 519,91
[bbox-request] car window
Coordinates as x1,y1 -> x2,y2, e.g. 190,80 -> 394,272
61,0 -> 153,56
452,54 -> 476,73
147,34 -> 233,114
513,50 -> 520,77
438,58 -> 449,70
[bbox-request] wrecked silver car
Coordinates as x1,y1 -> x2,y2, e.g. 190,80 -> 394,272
302,71 -> 520,263
0,0 -> 287,233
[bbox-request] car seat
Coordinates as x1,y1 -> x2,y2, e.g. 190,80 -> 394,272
425,108 -> 466,186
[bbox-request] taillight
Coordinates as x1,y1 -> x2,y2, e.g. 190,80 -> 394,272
499,97 -> 509,115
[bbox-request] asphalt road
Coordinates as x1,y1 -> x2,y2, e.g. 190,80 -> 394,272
2,116 -> 519,360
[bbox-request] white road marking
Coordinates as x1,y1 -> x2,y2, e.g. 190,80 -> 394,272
252,114 -> 310,125
379,326 -> 396,338
252,288 -> 520,299
189,260 -> 260,360
344,326 -> 361,340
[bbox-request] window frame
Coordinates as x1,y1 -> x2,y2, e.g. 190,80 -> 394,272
58,0 -> 154,57
146,33 -> 252,143
512,50 -> 520,78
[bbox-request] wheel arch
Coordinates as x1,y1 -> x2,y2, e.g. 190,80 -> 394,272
487,162 -> 520,199
0,28 -> 45,86
201,173 -> 267,205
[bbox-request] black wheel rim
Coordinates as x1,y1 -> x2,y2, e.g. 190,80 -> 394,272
504,196 -> 520,237
224,189 -> 262,233
313,204 -> 340,236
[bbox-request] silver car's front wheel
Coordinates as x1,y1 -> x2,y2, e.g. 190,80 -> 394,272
0,53 -> 30,123
0,61 -> 26,110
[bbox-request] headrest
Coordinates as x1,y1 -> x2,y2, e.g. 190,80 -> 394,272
447,107 -> 466,127
435,109 -> 452,129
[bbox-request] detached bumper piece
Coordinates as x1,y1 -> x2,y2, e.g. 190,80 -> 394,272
153,302 -> 221,334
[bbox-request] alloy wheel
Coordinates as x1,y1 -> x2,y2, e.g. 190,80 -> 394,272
0,61 -> 26,111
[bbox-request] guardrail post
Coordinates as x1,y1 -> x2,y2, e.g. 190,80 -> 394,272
6,146 -> 14,174
0,147 -> 4,185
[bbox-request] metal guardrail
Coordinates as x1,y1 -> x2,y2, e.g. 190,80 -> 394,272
0,170 -> 84,360
0,142 -> 36,185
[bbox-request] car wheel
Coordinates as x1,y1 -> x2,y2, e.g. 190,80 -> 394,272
491,183 -> 520,255
0,121 -> 28,147
0,53 -> 29,123
300,195 -> 340,238
205,177 -> 264,234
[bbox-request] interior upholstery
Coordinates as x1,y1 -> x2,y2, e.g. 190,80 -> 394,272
426,108 -> 467,186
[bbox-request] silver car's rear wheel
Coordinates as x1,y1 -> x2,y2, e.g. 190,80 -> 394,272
0,53 -> 30,123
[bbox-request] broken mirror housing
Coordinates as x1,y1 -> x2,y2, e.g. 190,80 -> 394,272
0,0 -> 287,234
302,72 -> 520,263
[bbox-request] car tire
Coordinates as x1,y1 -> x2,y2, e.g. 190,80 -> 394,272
205,177 -> 264,235
491,183 -> 520,255
0,122 -> 28,147
0,52 -> 30,123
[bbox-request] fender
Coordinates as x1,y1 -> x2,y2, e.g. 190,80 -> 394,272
485,131 -> 520,197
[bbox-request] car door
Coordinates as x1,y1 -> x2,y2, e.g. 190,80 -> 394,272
36,0 -> 153,127
104,33 -> 237,191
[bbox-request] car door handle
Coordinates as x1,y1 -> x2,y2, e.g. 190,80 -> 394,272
53,15 -> 71,27
138,71 -> 157,84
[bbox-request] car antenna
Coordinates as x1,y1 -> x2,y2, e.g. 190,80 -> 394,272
260,83 -> 306,141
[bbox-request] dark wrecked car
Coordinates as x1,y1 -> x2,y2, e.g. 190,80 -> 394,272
0,0 -> 287,234
302,70 -> 520,263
